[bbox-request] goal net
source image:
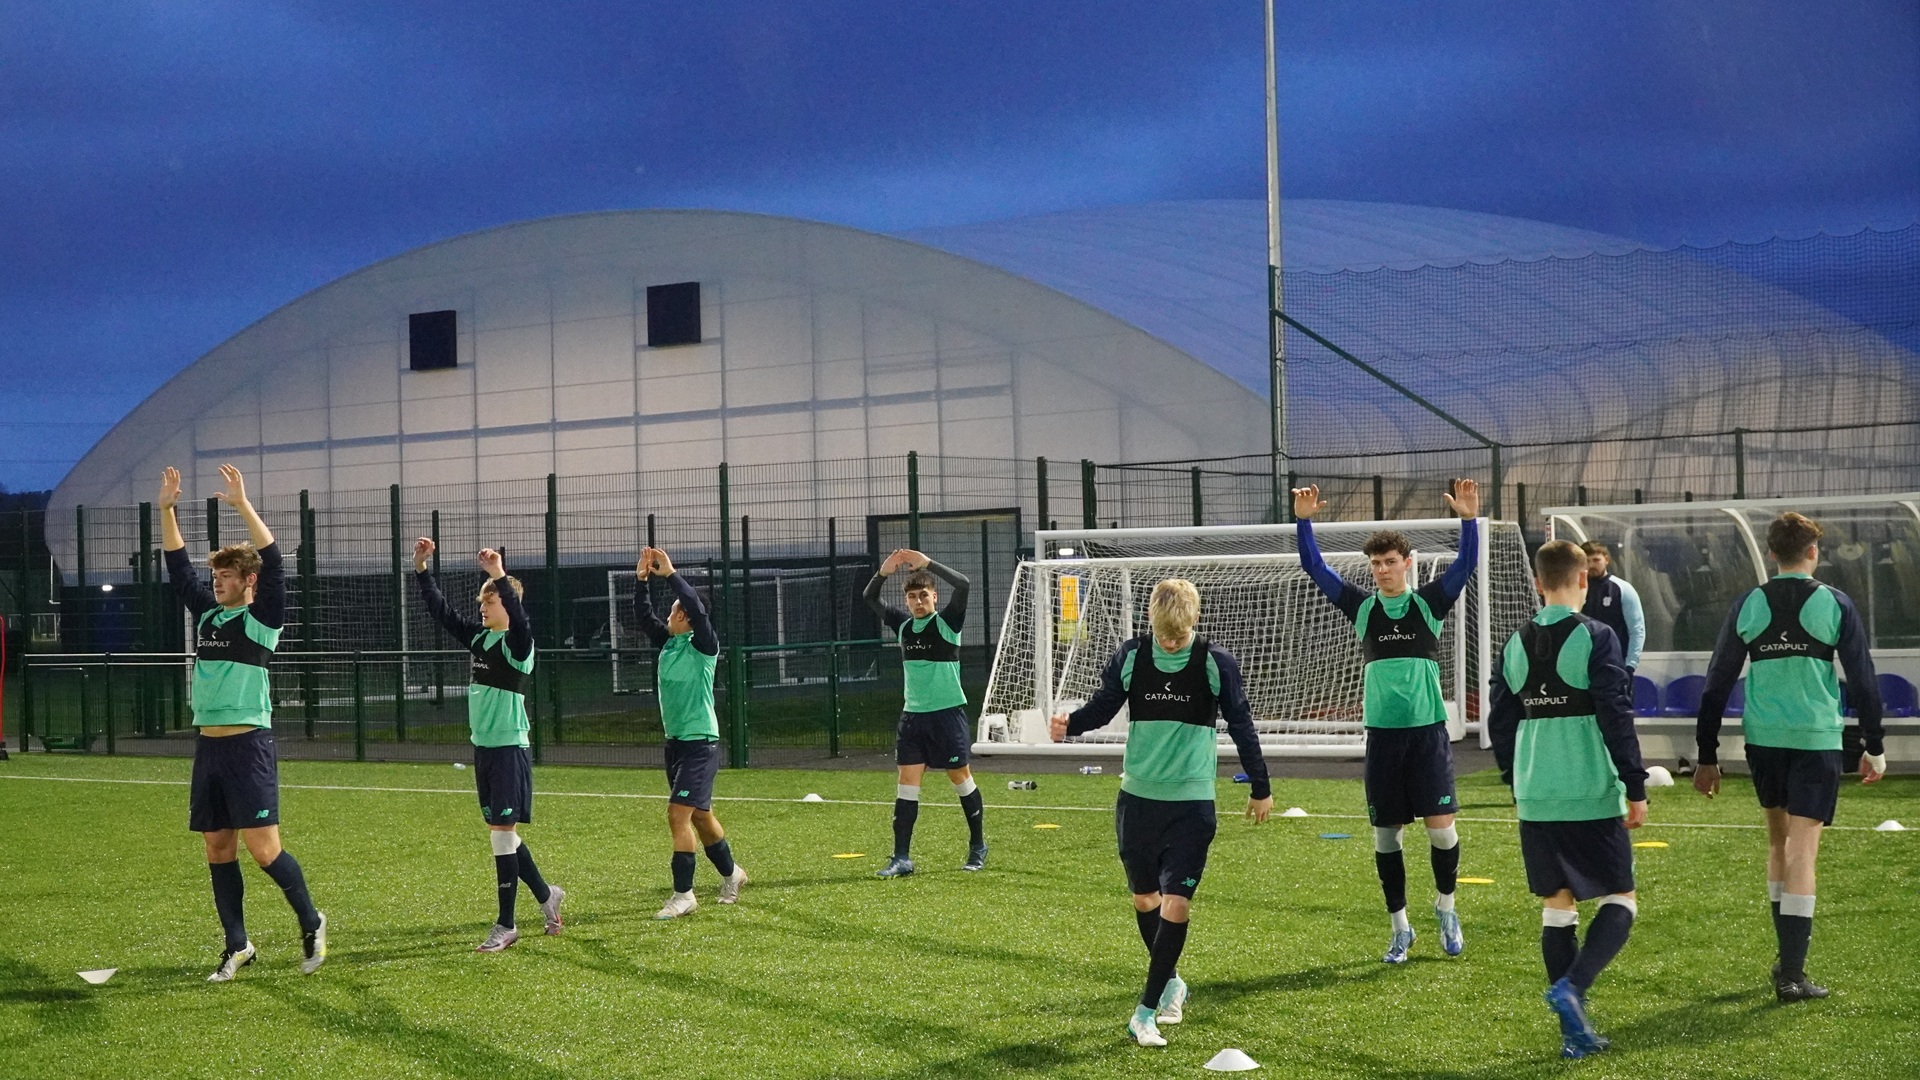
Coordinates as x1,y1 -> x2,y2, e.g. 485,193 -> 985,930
975,519 -> 1536,757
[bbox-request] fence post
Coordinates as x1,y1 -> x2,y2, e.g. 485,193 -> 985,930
718,463 -> 731,643
1634,489 -> 1644,504
103,653 -> 115,755
827,517 -> 839,641
545,473 -> 560,649
1577,485 -> 1588,507
1190,467 -> 1204,528
352,652 -> 366,762
1733,428 -> 1747,499
137,501 -> 154,736
19,652 -> 32,751
1516,483 -> 1529,547
389,483 -> 406,742
1285,471 -> 1298,522
299,492 -> 318,735
206,496 -> 220,550
1489,443 -> 1504,520
980,517 -> 992,660
741,515 -> 753,648
907,450 -> 921,551
1372,475 -> 1384,521
430,508 -> 443,707
74,505 -> 88,651
1035,457 -> 1049,548
549,650 -> 564,746
827,644 -> 841,759
727,644 -> 747,768
1080,459 -> 1096,530
529,663 -> 543,765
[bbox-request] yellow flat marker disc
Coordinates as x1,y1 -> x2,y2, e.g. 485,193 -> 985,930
1633,841 -> 1669,848
1457,877 -> 1496,885
831,853 -> 866,859
1033,823 -> 1061,829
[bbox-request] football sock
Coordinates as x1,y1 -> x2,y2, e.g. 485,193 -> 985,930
704,839 -> 736,878
1778,893 -> 1815,979
259,851 -> 322,934
494,853 -> 519,928
209,860 -> 249,951
1768,880 -> 1784,955
516,841 -> 551,905
1427,824 -> 1460,897
1135,906 -> 1162,952
954,777 -> 985,847
1390,907 -> 1412,933
1376,852 -> 1407,916
1541,906 -> 1579,984
1434,891 -> 1456,913
671,851 -> 697,894
893,784 -> 921,859
1141,916 -> 1190,1009
1567,896 -> 1636,992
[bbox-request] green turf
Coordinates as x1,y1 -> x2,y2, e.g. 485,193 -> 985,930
1,755 -> 1916,1079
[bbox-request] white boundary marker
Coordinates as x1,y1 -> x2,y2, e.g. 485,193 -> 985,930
0,773 -> 1901,831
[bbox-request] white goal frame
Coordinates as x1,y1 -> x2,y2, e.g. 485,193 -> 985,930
974,518 -> 1501,759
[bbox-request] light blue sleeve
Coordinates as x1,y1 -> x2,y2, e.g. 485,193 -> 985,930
1616,576 -> 1645,669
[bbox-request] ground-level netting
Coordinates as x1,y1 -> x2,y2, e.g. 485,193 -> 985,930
975,519 -> 1534,758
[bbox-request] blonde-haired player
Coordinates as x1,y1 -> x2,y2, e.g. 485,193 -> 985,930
1051,578 -> 1273,1048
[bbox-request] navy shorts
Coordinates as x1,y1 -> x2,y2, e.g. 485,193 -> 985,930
1115,790 -> 1218,899
474,744 -> 534,826
1363,722 -> 1457,827
896,706 -> 972,769
1746,745 -> 1843,826
1519,818 -> 1636,900
666,738 -> 722,811
189,728 -> 280,833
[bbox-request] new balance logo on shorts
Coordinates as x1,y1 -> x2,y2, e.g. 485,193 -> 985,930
1439,795 -> 1453,806
678,790 -> 691,798
255,809 -> 270,819
500,808 -> 514,818
1182,878 -> 1198,887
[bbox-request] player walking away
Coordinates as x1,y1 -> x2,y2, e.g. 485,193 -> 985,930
414,540 -> 563,952
1293,479 -> 1479,963
633,547 -> 747,919
863,549 -> 985,877
1693,512 -> 1885,1002
158,465 -> 326,981
1579,542 -> 1645,676
1049,579 -> 1272,1048
1489,540 -> 1648,1059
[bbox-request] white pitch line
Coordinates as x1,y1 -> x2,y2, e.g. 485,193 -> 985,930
0,773 -> 1900,831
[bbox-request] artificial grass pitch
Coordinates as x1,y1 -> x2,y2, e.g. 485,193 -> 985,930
1,756 -> 1916,1080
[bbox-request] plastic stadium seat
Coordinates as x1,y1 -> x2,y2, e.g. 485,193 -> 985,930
1726,679 -> 1745,718
1633,676 -> 1660,717
1662,675 -> 1705,717
1878,674 -> 1917,718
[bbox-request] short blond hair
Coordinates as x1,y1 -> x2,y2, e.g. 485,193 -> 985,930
208,543 -> 261,579
480,575 -> 525,601
1149,578 -> 1199,640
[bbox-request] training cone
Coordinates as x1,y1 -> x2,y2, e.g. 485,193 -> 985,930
1204,1048 -> 1260,1071
1876,819 -> 1905,831
1645,765 -> 1674,786
78,969 -> 117,985
1280,806 -> 1308,817
453,762 -> 466,770
801,793 -> 825,802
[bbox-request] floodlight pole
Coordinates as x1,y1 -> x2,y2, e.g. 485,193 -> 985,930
1265,0 -> 1288,524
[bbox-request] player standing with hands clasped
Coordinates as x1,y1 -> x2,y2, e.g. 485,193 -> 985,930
634,546 -> 747,919
159,465 -> 327,981
1294,479 -> 1479,963
1489,540 -> 1648,1059
1692,512 -> 1885,1002
414,539 -> 563,952
1051,578 -> 1272,1049
863,549 -> 986,877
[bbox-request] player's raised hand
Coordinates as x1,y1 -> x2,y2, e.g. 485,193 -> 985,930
880,549 -> 912,576
477,548 -> 505,578
636,547 -> 655,579
649,548 -> 676,577
1048,711 -> 1069,742
1692,763 -> 1721,798
1291,485 -> 1326,520
413,537 -> 435,571
1445,478 -> 1481,520
1246,796 -> 1273,824
902,549 -> 930,571
157,466 -> 182,510
1624,799 -> 1648,829
213,463 -> 249,507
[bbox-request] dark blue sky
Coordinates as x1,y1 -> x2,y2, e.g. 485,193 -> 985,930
4,0 -> 1916,491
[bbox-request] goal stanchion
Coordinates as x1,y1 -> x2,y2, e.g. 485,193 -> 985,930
974,519 -> 1534,758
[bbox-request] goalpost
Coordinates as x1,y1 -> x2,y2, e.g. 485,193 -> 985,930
975,519 -> 1536,758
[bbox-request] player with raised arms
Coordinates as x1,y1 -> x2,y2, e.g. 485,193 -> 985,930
1293,479 -> 1479,963
863,549 -> 985,877
1692,511 -> 1885,1002
1489,539 -> 1648,1059
159,464 -> 326,981
634,546 -> 748,919
1050,578 -> 1273,1049
414,539 -> 564,952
